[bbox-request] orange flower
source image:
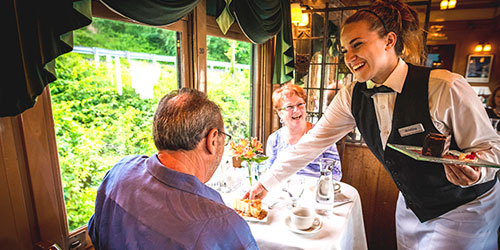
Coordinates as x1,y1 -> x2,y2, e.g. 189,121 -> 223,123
230,137 -> 268,164
244,148 -> 256,159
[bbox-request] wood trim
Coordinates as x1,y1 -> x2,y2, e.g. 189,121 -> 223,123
20,87 -> 69,249
341,144 -> 399,250
205,16 -> 250,43
0,116 -> 37,249
188,0 -> 207,91
254,39 -> 277,143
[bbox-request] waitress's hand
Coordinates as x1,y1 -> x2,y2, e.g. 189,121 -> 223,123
243,181 -> 268,200
443,164 -> 481,186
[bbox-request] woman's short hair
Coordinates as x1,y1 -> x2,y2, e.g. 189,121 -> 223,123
272,82 -> 307,112
153,88 -> 223,151
488,86 -> 500,108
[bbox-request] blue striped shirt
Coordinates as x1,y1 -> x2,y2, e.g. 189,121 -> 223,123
265,127 -> 342,180
88,155 -> 258,250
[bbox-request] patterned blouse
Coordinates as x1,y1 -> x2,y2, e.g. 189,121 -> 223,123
265,127 -> 342,180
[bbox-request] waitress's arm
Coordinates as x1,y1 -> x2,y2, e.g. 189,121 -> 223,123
429,70 -> 500,185
259,84 -> 357,191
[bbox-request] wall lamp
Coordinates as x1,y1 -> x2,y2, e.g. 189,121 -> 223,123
440,0 -> 456,10
290,3 -> 309,26
475,43 -> 492,52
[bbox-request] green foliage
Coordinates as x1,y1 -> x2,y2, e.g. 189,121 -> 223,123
207,36 -> 252,64
52,53 -> 166,230
53,18 -> 252,231
207,69 -> 251,139
75,18 -> 177,56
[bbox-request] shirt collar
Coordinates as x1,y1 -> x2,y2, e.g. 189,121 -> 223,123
365,58 -> 407,94
145,154 -> 224,204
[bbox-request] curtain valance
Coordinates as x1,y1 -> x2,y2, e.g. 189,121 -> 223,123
3,0 -> 92,117
208,0 -> 294,83
99,0 -> 200,26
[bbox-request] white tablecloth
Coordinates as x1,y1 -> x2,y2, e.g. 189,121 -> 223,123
221,177 -> 368,250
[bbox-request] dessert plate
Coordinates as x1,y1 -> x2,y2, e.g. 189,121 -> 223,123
285,216 -> 323,235
238,204 -> 269,223
242,212 -> 269,223
387,144 -> 500,169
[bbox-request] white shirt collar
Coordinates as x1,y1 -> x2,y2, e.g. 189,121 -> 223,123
366,58 -> 408,93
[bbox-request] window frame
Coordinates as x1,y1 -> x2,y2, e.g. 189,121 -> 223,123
0,1 -> 274,249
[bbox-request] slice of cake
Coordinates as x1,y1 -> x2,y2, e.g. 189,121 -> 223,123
422,133 -> 450,157
232,199 -> 268,220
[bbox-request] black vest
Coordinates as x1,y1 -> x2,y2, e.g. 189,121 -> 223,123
351,64 -> 496,222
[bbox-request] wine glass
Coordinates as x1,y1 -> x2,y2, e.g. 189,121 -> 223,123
490,118 -> 500,132
286,175 -> 305,208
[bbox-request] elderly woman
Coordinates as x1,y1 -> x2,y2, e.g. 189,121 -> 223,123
265,83 -> 342,180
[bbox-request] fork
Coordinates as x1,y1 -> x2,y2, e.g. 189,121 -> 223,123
267,200 -> 280,209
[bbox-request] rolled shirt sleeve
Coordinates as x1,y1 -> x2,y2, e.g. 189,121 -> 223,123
429,70 -> 500,185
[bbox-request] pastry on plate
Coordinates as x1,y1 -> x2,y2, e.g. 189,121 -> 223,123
422,132 -> 450,157
232,198 -> 268,220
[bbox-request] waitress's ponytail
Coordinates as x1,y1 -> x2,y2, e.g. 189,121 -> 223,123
344,0 -> 425,65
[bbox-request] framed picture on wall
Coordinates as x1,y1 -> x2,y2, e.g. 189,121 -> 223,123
465,54 -> 494,83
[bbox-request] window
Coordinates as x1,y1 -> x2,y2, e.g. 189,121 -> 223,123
206,36 -> 254,139
51,18 -> 180,231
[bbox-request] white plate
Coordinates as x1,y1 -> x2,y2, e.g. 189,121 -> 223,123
285,215 -> 323,235
236,204 -> 269,223
241,210 -> 269,223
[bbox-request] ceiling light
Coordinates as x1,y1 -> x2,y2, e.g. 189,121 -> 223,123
440,0 -> 448,10
483,44 -> 492,52
440,0 -> 457,10
298,13 -> 309,26
448,0 -> 456,9
291,3 -> 303,25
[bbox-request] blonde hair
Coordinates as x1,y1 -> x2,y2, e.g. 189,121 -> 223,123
272,83 -> 307,112
343,0 -> 425,65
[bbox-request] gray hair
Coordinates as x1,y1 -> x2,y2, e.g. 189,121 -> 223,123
153,88 -> 223,151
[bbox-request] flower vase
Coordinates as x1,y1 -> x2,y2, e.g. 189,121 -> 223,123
239,161 -> 259,192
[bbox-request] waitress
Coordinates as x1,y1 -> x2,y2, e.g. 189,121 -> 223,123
246,0 -> 500,249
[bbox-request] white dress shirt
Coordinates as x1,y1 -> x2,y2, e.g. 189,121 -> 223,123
261,58 -> 500,191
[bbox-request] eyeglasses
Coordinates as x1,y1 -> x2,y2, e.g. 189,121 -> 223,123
218,129 -> 232,146
281,102 -> 306,112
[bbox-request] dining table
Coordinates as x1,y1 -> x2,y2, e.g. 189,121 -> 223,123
220,176 -> 368,250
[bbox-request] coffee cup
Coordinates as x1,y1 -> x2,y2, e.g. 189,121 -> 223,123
290,207 -> 315,230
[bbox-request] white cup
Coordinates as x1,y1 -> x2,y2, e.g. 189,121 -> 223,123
290,207 -> 315,230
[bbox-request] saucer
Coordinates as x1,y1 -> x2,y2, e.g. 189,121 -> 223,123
334,182 -> 341,193
285,215 -> 323,235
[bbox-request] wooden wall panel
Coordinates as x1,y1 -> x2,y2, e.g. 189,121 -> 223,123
20,88 -> 69,249
0,116 -> 36,249
341,144 -> 399,250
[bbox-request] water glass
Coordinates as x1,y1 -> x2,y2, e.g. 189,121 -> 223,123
315,158 -> 336,214
286,175 -> 305,208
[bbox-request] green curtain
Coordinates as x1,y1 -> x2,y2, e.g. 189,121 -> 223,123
3,0 -> 92,117
209,0 -> 294,84
100,0 -> 200,26
272,0 -> 294,84
230,0 -> 283,44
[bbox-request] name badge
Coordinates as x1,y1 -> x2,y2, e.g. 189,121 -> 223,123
398,123 -> 425,137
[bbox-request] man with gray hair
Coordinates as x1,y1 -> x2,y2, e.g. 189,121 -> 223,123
88,88 -> 258,250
